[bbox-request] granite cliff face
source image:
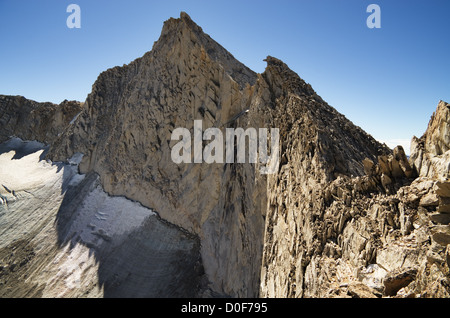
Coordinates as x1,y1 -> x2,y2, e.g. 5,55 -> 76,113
1,12 -> 449,298
49,12 -> 263,297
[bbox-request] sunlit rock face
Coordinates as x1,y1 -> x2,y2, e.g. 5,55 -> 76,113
1,12 -> 449,298
48,12 -> 264,297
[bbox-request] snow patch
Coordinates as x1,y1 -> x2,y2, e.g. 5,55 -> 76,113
0,137 -> 155,251
68,173 -> 85,187
64,184 -> 155,249
68,152 -> 84,165
69,112 -> 81,125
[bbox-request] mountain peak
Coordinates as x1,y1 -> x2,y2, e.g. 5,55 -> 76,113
160,11 -> 203,36
263,55 -> 317,99
152,12 -> 256,88
2,12 -> 450,300
179,11 -> 194,23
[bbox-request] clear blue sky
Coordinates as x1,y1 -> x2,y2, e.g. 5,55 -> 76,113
1,0 -> 449,153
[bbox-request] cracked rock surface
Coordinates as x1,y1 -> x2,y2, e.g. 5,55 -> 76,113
1,12 -> 449,298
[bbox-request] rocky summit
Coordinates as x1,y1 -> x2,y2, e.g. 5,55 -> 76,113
0,12 -> 449,298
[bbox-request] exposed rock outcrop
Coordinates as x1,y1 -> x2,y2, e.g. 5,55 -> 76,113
260,98 -> 450,298
49,12 -> 264,297
410,101 -> 450,179
0,95 -> 82,145
1,12 -> 449,298
47,13 -> 389,297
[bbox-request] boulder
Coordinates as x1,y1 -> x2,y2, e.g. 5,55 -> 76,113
431,225 -> 450,246
383,268 -> 417,296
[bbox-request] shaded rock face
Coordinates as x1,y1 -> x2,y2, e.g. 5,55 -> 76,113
1,12 -> 450,298
0,95 -> 82,145
0,139 -> 204,298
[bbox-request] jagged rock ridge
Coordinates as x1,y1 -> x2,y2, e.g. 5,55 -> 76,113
259,99 -> 450,298
0,12 -> 449,298
47,12 -> 388,297
0,95 -> 82,145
